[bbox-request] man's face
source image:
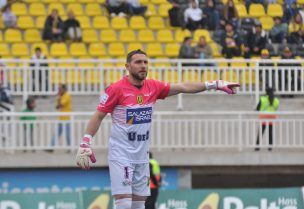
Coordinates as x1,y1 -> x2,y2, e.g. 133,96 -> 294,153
199,37 -> 206,46
35,50 -> 41,57
283,50 -> 292,57
125,54 -> 148,81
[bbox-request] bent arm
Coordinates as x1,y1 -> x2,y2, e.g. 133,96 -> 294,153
168,82 -> 207,97
85,111 -> 107,136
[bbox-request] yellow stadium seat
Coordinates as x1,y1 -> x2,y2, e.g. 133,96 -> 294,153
175,29 -> 191,42
100,29 -> 117,43
0,32 -> 2,42
50,43 -> 68,57
36,16 -> 46,29
17,16 -> 35,29
48,3 -> 65,16
89,43 -> 106,57
146,43 -> 163,57
24,0 -> 40,3
259,16 -> 274,31
61,0 -> 76,3
267,4 -> 283,17
158,4 -> 172,17
111,17 -> 128,29
210,42 -> 221,57
96,0 -> 106,4
70,43 -> 87,57
165,43 -> 180,57
231,57 -> 247,67
92,16 -> 110,29
156,29 -> 174,43
83,29 -> 99,43
78,16 -> 91,29
41,0 -> 58,3
11,3 -> 28,16
148,16 -> 165,29
31,43 -> 49,56
108,43 -> 126,57
249,4 -> 265,18
129,16 -> 147,29
138,29 -> 155,42
24,29 -> 42,42
5,29 -> 22,42
193,29 -> 212,42
146,4 -> 157,16
0,18 -> 3,29
235,4 -> 248,18
29,3 -> 46,16
67,3 -> 84,15
151,0 -> 167,4
11,43 -> 29,57
78,0 -> 95,3
86,3 -> 103,16
119,29 -> 136,42
78,56 -> 95,67
127,43 -> 144,52
0,43 -> 10,56
139,0 -> 149,5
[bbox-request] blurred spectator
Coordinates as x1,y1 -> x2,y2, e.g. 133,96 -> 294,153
259,49 -> 275,88
299,4 -> 304,21
184,0 -> 204,31
283,1 -> 299,23
30,47 -> 49,94
0,81 -> 13,106
43,9 -> 64,41
220,22 -> 242,58
50,84 -> 72,150
287,12 -> 304,44
269,17 -> 288,44
0,0 -> 7,10
203,0 -> 220,30
105,0 -> 128,17
20,97 -> 37,151
223,0 -> 239,29
168,0 -> 184,27
2,4 -> 17,28
244,22 -> 267,58
179,36 -> 196,66
194,35 -> 213,66
126,0 -> 147,16
64,10 -> 82,42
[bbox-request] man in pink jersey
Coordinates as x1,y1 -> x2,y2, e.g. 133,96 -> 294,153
76,49 -> 240,209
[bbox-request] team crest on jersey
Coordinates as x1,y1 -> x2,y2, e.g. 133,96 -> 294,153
100,93 -> 109,104
136,95 -> 144,104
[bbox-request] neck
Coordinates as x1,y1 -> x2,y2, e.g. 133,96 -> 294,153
128,75 -> 144,86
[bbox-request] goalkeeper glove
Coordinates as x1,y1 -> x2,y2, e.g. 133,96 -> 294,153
205,80 -> 240,94
76,134 -> 96,170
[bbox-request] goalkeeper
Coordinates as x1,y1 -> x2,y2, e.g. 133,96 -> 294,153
76,49 -> 240,209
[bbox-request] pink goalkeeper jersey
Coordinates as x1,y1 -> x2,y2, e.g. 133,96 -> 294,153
97,76 -> 170,163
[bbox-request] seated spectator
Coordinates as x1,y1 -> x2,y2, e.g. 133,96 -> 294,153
244,22 -> 267,58
126,0 -> 147,16
223,0 -> 239,29
2,4 -> 17,28
168,0 -> 184,27
179,36 -> 197,66
287,12 -> 304,44
269,17 -> 288,43
283,1 -> 299,23
184,0 -> 205,31
43,9 -> 64,42
194,35 -> 213,66
203,0 -> 220,30
64,10 -> 82,42
220,22 -> 242,58
105,0 -> 128,17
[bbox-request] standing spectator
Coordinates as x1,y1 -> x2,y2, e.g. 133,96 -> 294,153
220,22 -> 242,58
288,12 -> 304,44
64,10 -> 82,42
43,9 -> 64,41
30,47 -> 49,94
269,17 -> 288,44
184,0 -> 204,31
223,0 -> 239,29
203,0 -> 220,30
179,36 -> 197,66
126,0 -> 147,16
105,0 -> 128,17
20,97 -> 37,151
50,84 -> 72,149
145,152 -> 161,209
244,22 -> 267,58
2,4 -> 17,28
255,87 -> 279,151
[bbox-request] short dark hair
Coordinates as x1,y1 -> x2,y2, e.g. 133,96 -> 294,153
35,47 -> 41,52
183,36 -> 192,43
126,49 -> 147,63
26,97 -> 35,109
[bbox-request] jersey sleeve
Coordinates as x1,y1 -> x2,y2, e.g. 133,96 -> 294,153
154,80 -> 170,99
97,85 -> 119,113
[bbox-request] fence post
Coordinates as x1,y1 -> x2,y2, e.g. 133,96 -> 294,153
238,113 -> 243,151
177,60 -> 183,110
23,60 -> 28,103
255,60 -> 260,105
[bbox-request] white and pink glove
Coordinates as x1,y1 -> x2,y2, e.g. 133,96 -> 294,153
76,134 -> 96,170
205,80 -> 240,94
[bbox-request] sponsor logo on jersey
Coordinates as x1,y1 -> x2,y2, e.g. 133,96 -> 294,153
100,93 -> 109,104
126,107 -> 152,124
136,95 -> 144,104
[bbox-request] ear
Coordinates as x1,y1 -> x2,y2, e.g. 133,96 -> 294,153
125,63 -> 129,70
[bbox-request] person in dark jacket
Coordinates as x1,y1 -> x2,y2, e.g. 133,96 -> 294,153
64,10 -> 82,42
221,22 -> 242,58
244,22 -> 267,58
43,9 -> 64,41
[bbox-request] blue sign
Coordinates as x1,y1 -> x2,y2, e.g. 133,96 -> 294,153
0,168 -> 177,193
126,107 -> 152,124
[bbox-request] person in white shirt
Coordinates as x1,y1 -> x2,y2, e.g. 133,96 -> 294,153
184,0 -> 205,31
126,0 -> 147,16
2,5 -> 17,28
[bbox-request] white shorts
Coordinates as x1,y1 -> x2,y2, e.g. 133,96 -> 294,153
109,160 -> 150,196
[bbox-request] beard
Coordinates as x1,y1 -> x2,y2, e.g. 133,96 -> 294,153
130,71 -> 147,81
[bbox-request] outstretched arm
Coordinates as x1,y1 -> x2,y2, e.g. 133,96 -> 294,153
168,80 -> 240,97
85,111 -> 107,136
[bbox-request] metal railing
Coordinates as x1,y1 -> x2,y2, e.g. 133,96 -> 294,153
1,111 -> 303,152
